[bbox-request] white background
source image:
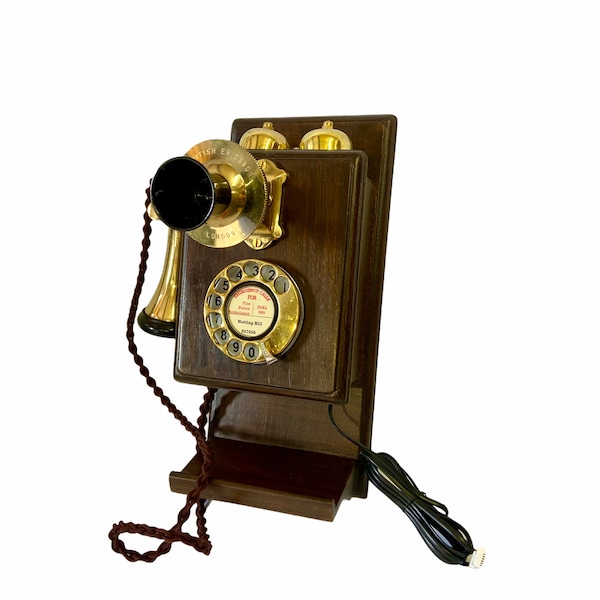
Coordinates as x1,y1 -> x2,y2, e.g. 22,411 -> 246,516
2,1 -> 599,598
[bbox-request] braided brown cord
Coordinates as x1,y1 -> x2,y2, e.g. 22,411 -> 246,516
108,188 -> 215,562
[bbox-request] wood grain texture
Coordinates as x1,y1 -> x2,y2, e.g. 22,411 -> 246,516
170,437 -> 357,521
174,151 -> 367,401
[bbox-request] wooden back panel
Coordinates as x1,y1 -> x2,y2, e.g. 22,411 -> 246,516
170,116 -> 396,518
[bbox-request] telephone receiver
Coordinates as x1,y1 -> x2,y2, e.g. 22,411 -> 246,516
114,115 -> 483,567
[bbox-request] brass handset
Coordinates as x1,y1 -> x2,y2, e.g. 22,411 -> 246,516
137,137 -> 281,337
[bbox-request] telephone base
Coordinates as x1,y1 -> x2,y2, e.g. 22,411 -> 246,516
169,437 -> 360,521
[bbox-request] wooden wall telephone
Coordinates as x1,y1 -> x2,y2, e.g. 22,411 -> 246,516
112,115 -> 482,567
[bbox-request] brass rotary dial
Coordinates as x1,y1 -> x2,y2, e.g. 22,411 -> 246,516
204,259 -> 304,364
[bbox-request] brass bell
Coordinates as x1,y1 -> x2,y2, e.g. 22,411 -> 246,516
299,120 -> 352,150
239,122 -> 289,150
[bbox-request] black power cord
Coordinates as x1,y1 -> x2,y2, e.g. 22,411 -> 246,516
328,405 -> 485,567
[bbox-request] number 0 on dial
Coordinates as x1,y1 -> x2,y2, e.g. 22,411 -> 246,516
204,260 -> 304,364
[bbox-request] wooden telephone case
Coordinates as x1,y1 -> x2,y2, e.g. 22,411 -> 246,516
161,115 -> 397,521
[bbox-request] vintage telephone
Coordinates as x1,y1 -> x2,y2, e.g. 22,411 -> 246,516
110,115 -> 484,567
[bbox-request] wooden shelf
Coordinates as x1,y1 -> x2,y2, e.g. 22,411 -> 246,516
170,437 -> 358,521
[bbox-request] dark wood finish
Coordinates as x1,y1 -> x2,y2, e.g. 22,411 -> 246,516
175,151 -> 368,402
169,115 -> 397,519
170,437 -> 357,521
